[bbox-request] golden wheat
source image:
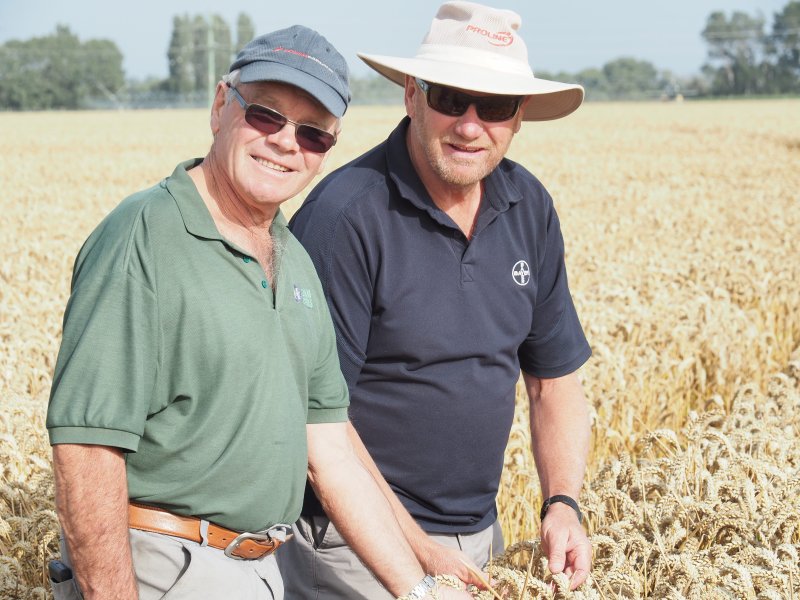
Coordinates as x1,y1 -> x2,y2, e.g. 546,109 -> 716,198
1,99 -> 798,598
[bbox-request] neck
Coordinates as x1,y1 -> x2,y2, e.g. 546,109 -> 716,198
192,153 -> 277,233
188,155 -> 279,283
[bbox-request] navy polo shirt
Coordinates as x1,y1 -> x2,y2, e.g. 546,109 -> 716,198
290,117 -> 591,533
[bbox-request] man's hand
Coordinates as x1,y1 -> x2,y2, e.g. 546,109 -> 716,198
526,371 -> 592,590
539,503 -> 591,590
416,539 -> 487,589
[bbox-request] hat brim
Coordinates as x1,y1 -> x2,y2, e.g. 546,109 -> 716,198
240,62 -> 347,118
358,53 -> 583,122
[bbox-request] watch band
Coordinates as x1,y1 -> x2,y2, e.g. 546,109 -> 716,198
540,495 -> 583,524
399,575 -> 437,600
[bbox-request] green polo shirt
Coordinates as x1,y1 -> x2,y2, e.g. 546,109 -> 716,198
47,159 -> 349,532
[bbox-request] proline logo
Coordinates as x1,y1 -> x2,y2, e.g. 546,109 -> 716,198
465,24 -> 514,47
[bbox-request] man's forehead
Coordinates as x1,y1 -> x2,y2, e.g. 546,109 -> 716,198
414,78 -> 524,100
240,80 -> 336,123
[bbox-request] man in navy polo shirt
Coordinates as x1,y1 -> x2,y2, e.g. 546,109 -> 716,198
281,2 -> 593,598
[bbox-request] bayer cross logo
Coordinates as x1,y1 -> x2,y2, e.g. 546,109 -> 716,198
512,260 -> 530,286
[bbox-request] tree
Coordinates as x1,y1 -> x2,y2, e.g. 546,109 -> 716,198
702,11 -> 766,95
167,14 -> 194,95
236,13 -> 256,54
192,15 -> 209,93
211,14 -> 234,80
769,0 -> 800,92
83,39 -> 125,100
0,25 -> 124,110
602,58 -> 661,99
571,68 -> 611,100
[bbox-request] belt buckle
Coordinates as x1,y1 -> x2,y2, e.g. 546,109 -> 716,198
224,531 -> 274,560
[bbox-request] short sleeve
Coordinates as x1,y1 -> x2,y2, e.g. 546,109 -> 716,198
47,216 -> 160,451
517,206 -> 591,378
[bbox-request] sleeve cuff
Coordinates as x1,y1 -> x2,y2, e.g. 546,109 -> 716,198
520,345 -> 592,379
48,426 -> 141,451
306,407 -> 349,425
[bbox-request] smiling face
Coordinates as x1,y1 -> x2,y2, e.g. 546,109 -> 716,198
404,76 -> 527,194
208,80 -> 338,218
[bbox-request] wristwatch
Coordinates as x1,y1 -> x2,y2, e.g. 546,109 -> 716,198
402,575 -> 437,600
540,494 -> 583,524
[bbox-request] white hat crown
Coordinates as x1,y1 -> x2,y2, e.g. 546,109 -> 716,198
358,1 -> 584,121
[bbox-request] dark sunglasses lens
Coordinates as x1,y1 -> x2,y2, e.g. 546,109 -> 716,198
246,105 -> 334,153
426,83 -> 520,122
428,85 -> 469,117
245,106 -> 285,135
296,125 -> 336,153
475,97 -> 521,122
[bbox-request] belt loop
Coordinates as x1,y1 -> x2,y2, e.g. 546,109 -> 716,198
199,519 -> 210,547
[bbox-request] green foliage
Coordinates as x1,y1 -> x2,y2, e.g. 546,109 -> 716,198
236,13 -> 256,55
167,14 -> 194,95
538,60 -> 668,101
702,10 -> 766,95
0,25 -> 124,110
770,0 -> 800,92
165,13 -> 238,98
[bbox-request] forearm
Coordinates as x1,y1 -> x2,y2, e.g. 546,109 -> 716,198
526,371 -> 590,499
345,423 -> 487,587
308,423 -> 425,597
346,422 -> 431,547
53,444 -> 137,600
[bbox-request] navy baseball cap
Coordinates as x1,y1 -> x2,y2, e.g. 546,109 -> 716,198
230,25 -> 351,118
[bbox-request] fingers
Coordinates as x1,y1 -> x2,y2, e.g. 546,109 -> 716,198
547,541 -> 567,575
454,556 -> 490,589
423,544 -> 488,590
541,513 -> 592,590
566,543 -> 592,589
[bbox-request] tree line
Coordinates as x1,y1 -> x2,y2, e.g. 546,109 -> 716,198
1,3 -> 798,110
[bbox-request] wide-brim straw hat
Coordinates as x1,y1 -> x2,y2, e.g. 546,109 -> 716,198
358,1 -> 583,121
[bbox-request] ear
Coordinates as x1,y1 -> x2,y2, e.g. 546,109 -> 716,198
210,82 -> 229,136
403,75 -> 418,118
513,96 -> 531,133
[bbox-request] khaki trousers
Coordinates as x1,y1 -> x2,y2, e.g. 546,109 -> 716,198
277,515 -> 503,600
55,528 -> 283,600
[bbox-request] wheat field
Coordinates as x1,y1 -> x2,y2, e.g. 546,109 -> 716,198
1,99 -> 798,599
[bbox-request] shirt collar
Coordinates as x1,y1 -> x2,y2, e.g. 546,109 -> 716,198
166,158 -> 288,242
384,117 -> 523,225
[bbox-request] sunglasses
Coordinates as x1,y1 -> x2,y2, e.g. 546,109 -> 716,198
415,78 -> 523,123
226,83 -> 337,153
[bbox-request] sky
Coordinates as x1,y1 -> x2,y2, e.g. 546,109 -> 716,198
0,0 -> 789,81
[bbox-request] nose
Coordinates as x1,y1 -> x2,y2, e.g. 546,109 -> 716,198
453,104 -> 484,139
266,122 -> 300,153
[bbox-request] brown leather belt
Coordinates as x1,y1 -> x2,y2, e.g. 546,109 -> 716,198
129,503 -> 291,560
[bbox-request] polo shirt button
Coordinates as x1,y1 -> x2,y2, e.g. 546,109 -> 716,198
243,257 -> 251,263
261,280 -> 268,288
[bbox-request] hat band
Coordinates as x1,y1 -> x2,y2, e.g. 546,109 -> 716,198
415,44 -> 534,78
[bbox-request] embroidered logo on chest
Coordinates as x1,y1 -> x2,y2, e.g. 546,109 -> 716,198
512,260 -> 530,286
293,284 -> 313,308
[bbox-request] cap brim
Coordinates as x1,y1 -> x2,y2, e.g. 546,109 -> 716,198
240,62 -> 347,118
358,52 -> 584,121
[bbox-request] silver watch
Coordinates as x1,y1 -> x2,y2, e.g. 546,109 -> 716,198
405,575 -> 437,600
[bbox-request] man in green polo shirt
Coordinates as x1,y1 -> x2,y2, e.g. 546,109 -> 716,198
46,26 -> 472,600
